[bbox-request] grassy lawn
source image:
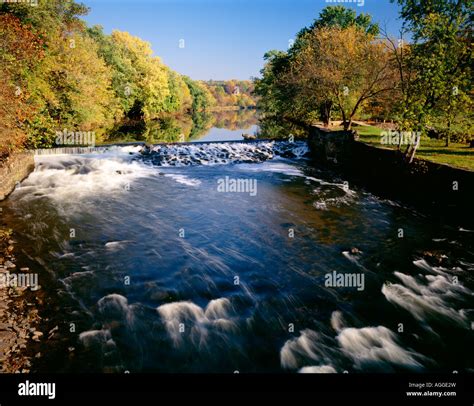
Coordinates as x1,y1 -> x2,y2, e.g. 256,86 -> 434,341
352,125 -> 474,171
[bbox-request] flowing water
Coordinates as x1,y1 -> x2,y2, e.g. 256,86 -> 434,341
1,138 -> 473,373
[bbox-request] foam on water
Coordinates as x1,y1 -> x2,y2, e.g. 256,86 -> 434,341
205,298 -> 234,320
18,154 -> 155,204
330,310 -> 345,333
313,191 -> 357,210
337,326 -> 425,370
413,259 -> 449,275
341,251 -> 369,273
76,294 -> 143,371
298,365 -> 337,373
18,142 -> 311,207
105,241 -> 132,251
78,328 -> 121,371
97,294 -> 135,326
140,140 -> 309,167
79,329 -> 113,347
157,298 -> 237,348
164,174 -> 202,186
382,270 -> 472,328
281,311 -> 429,372
280,329 -> 337,370
459,260 -> 474,270
237,159 -> 356,205
237,161 -> 306,177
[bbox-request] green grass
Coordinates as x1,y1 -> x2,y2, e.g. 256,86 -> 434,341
352,125 -> 474,171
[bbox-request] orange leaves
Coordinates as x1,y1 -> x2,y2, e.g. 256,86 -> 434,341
0,14 -> 44,72
0,14 -> 44,157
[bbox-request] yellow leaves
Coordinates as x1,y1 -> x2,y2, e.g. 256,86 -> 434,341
2,9 -> 218,149
111,30 -> 154,58
109,30 -> 172,119
279,24 -> 397,125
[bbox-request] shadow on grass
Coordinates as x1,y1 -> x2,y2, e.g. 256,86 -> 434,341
419,148 -> 473,156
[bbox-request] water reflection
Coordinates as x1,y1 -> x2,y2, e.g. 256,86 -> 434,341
103,109 -> 259,144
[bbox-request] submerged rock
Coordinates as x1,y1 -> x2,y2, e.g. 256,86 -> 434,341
4,260 -> 15,269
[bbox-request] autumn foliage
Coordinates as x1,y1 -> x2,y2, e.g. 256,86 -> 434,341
0,0 -> 253,157
0,14 -> 44,160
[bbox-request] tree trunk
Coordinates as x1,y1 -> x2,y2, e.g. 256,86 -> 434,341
343,119 -> 352,131
407,134 -> 420,163
445,119 -> 451,147
320,101 -> 332,128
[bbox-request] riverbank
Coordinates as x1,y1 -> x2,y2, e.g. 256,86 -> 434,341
308,126 -> 474,226
0,228 -> 44,373
0,150 -> 45,372
343,124 -> 473,171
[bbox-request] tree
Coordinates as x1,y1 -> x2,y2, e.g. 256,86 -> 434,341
311,5 -> 380,35
255,51 -> 298,119
1,0 -> 117,147
183,77 -> 216,112
109,30 -> 170,121
0,14 -> 44,158
202,80 -> 257,108
164,69 -> 193,113
390,0 -> 472,149
255,6 -> 386,129
1,0 -> 233,152
298,26 -> 396,130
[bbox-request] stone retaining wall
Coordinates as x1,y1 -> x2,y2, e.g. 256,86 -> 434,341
308,126 -> 474,225
0,152 -> 35,201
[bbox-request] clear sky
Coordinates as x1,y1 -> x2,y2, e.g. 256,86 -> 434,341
81,0 -> 403,81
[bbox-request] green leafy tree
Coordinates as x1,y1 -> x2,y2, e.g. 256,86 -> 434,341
255,6 -> 389,129
164,69 -> 193,113
183,77 -> 216,112
390,0 -> 472,149
311,5 -> 380,35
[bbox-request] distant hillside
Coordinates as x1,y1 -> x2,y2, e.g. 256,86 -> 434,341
203,80 -> 257,110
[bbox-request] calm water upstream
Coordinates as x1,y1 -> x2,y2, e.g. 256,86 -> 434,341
1,135 -> 473,373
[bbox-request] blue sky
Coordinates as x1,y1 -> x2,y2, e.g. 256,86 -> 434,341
81,0 -> 403,81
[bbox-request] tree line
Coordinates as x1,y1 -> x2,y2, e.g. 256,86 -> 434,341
204,80 -> 257,109
255,1 -> 472,158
